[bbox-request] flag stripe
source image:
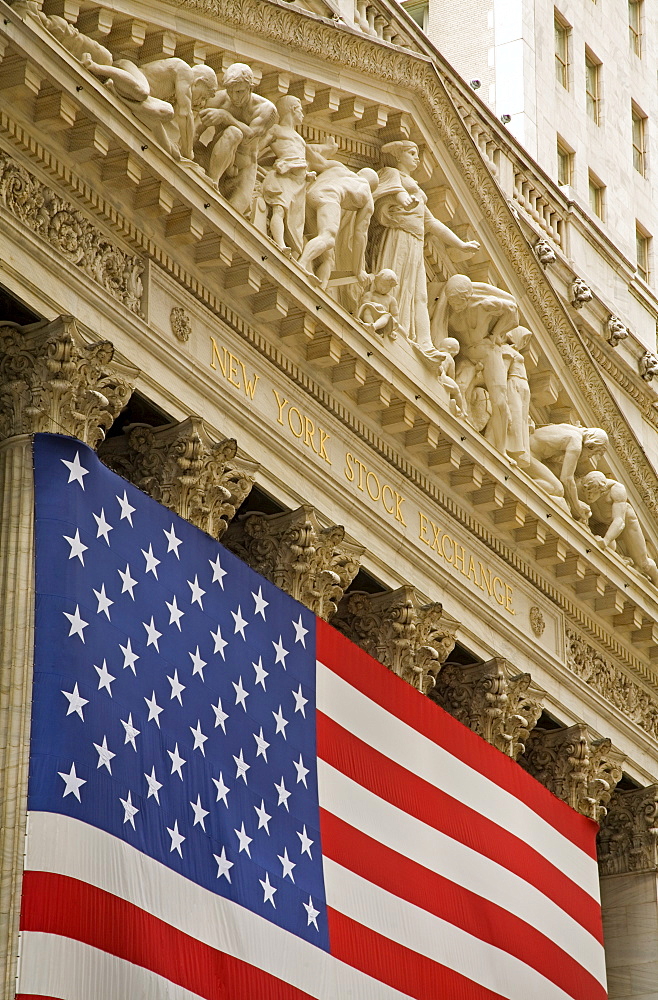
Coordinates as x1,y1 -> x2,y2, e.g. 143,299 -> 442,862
317,715 -> 603,946
317,621 -> 596,856
321,810 -> 607,1000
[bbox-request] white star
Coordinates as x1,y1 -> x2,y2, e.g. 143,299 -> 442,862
63,605 -> 88,642
259,871 -> 277,907
144,766 -> 162,803
212,771 -> 230,806
272,636 -> 289,668
188,575 -> 205,608
254,799 -> 272,834
304,896 -> 320,930
233,748 -> 250,783
252,587 -> 268,619
64,528 -> 87,565
297,825 -> 314,858
61,451 -> 89,489
234,821 -> 252,857
231,605 -> 248,639
93,735 -> 115,773
58,761 -> 85,801
166,595 -> 185,630
120,790 -> 139,828
212,698 -> 229,733
93,508 -> 113,545
163,523 -> 182,558
274,776 -> 291,810
167,820 -> 185,857
294,754 -> 310,787
253,657 -> 268,690
94,659 -> 115,696
142,616 -> 162,651
189,646 -> 207,680
120,638 -> 139,674
213,846 -> 233,881
190,793 -> 209,830
93,583 -> 113,620
168,743 -> 186,780
272,705 -> 289,739
292,684 -> 308,717
144,690 -> 163,727
121,713 -> 140,751
190,719 -> 208,755
278,846 -> 296,882
210,625 -> 228,659
118,563 -> 138,599
142,544 -> 160,579
209,554 -> 227,587
61,682 -> 88,720
253,727 -> 270,762
232,676 -> 249,711
292,614 -> 309,647
167,669 -> 185,704
116,490 -> 136,525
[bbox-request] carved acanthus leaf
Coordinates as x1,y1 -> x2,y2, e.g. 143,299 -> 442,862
224,505 -> 363,619
520,723 -> 625,820
99,417 -> 256,538
0,315 -> 133,445
332,586 -> 459,693
598,785 -> 658,876
431,657 -> 545,759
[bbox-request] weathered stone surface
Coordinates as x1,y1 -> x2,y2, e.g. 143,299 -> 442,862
598,785 -> 658,876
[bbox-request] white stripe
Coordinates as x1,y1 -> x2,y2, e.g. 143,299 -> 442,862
24,811 -> 413,1000
19,932 -> 205,1000
317,661 -> 599,897
324,859 -> 583,1000
319,760 -> 607,986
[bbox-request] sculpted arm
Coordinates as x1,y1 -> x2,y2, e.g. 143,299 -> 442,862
424,210 -> 480,253
560,437 -> 590,520
601,484 -> 629,547
173,64 -> 195,159
352,201 -> 374,284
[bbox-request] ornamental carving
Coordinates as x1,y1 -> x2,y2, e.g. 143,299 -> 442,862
224,505 -> 364,620
99,417 -> 255,539
598,785 -> 658,876
570,278 -> 593,309
0,315 -> 133,445
0,152 -> 143,314
332,586 -> 459,693
529,606 -> 545,637
520,723 -> 625,820
639,351 -> 658,382
606,315 -> 629,347
534,238 -> 556,267
431,657 -> 544,759
170,307 -> 192,343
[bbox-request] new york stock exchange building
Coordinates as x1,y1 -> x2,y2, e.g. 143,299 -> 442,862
2,1 -> 658,998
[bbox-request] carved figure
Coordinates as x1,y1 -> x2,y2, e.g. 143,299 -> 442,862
571,277 -> 593,309
140,59 -> 218,160
606,315 -> 629,347
434,337 -> 464,413
260,96 -> 308,255
639,350 -> 658,382
534,238 -> 556,267
369,141 -> 479,354
527,424 -> 609,521
357,269 -> 400,338
581,471 -> 658,586
298,163 -> 378,289
502,326 -> 532,466
195,63 -> 277,215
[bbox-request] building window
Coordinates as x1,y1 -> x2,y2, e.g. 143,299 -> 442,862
632,104 -> 647,175
636,225 -> 651,282
629,0 -> 642,56
557,140 -> 573,186
554,14 -> 569,89
585,52 -> 600,124
401,0 -> 428,31
588,172 -> 605,219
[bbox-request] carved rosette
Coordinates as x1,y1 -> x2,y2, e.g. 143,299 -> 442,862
0,315 -> 133,445
224,505 -> 363,620
170,307 -> 192,343
332,586 -> 459,693
520,724 -> 625,820
598,785 -> 658,876
99,417 -> 255,538
431,657 -> 545,759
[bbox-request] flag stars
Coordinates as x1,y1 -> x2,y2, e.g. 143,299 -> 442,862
118,563 -> 138,600
210,625 -> 228,660
259,872 -> 277,908
142,544 -> 160,579
274,776 -> 291,811
189,646 -> 207,680
297,825 -> 314,859
120,638 -> 139,675
120,790 -> 139,829
61,451 -> 89,489
304,897 -> 320,930
212,772 -> 230,806
278,847 -> 296,882
93,508 -> 113,545
142,617 -> 162,651
144,691 -> 163,727
167,669 -> 185,705
272,636 -> 289,668
294,754 -> 310,788
144,766 -> 162,804
93,736 -> 115,774
168,743 -> 186,780
212,698 -> 229,734
121,713 -> 140,751
93,583 -> 113,620
253,727 -> 270,762
94,659 -> 115,696
272,706 -> 289,740
233,749 -> 250,784
58,762 -> 85,801
254,799 -> 272,834
163,523 -> 182,558
233,676 -> 249,711
292,684 -> 308,717
252,587 -> 268,619
167,820 -> 185,857
63,605 -> 88,642
63,528 -> 87,565
188,575 -> 205,609
231,605 -> 248,639
214,847 -> 233,882
166,595 -> 185,630
292,614 -> 309,647
209,554 -> 227,588
234,822 -> 252,857
253,657 -> 268,690
61,682 -> 88,720
190,720 -> 208,755
190,794 -> 209,831
116,491 -> 136,525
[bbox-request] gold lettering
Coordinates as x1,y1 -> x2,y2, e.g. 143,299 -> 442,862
453,543 -> 467,576
505,584 -> 516,615
238,360 -> 260,399
441,533 -> 454,562
467,556 -> 479,585
227,353 -> 241,388
355,458 -> 366,492
209,337 -> 227,377
304,417 -> 318,454
418,511 -> 430,545
273,389 -> 288,426
366,471 -> 381,502
478,563 -> 494,596
394,491 -> 406,526
382,484 -> 395,516
288,406 -> 304,438
344,452 -> 355,482
430,519 -> 442,553
493,576 -> 505,605
318,428 -> 331,464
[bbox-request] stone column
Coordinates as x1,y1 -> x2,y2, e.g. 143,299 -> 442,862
0,315 -> 133,996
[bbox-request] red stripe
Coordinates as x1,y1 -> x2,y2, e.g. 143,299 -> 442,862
20,871 -> 314,1000
318,712 -> 603,943
321,810 -> 606,1000
16,996 -> 63,999
317,618 -> 598,856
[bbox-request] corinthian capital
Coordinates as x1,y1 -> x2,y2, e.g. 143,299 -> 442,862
520,724 -> 625,820
598,785 -> 658,876
332,586 -> 459,692
431,657 -> 545,759
100,417 -> 256,538
225,506 -> 363,620
0,315 -> 133,445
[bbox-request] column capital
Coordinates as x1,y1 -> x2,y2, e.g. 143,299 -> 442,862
598,784 -> 658,876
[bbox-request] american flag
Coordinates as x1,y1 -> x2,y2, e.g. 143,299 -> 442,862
18,432 -> 607,1000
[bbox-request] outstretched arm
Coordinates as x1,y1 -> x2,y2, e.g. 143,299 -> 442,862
424,210 -> 480,253
602,486 -> 629,547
